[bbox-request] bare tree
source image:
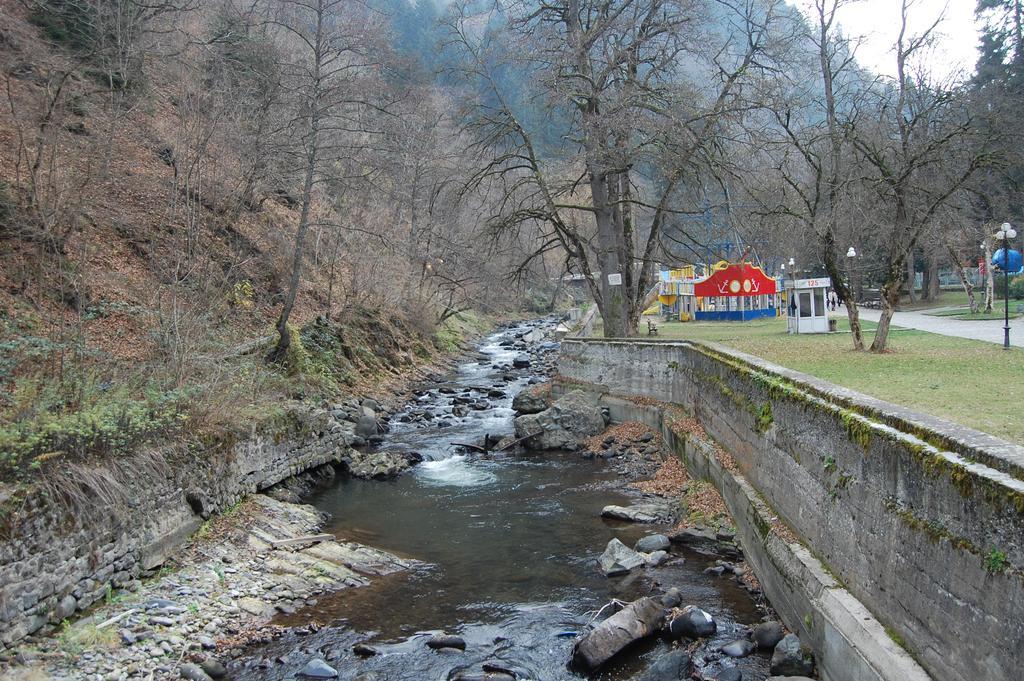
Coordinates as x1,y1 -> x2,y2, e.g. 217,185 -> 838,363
264,0 -> 388,361
448,0 -> 785,337
848,0 -> 990,351
740,0 -> 867,348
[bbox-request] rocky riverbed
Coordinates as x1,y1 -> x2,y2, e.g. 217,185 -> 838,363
3,316 -> 812,681
2,495 -> 411,681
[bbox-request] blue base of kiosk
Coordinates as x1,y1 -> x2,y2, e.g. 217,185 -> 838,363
694,309 -> 776,322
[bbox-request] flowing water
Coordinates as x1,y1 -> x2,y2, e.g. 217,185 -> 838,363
232,322 -> 772,681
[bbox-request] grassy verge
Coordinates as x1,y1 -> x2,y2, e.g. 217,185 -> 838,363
0,307 -> 490,483
645,316 -> 1023,444
924,307 -> 1023,320
896,290 -> 974,311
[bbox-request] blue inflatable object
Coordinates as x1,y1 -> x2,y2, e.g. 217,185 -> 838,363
992,248 -> 1023,274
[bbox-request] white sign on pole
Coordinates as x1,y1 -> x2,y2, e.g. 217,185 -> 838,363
607,273 -> 622,285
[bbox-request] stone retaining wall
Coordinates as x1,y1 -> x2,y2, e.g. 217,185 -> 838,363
0,407 -> 354,649
557,338 -> 1024,681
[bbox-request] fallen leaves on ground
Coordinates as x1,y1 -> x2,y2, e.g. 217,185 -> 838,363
672,480 -> 730,530
631,456 -> 690,497
583,421 -> 659,451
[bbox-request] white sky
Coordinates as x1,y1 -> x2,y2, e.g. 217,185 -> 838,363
793,0 -> 981,82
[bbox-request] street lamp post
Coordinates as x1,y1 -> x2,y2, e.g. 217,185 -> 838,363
845,247 -> 857,304
996,223 -> 1017,349
786,258 -> 796,333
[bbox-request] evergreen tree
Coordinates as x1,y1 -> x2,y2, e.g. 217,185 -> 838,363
974,0 -> 1024,89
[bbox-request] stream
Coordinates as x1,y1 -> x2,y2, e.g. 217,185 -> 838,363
230,320 -> 772,681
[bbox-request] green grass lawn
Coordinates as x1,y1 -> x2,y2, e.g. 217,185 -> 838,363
925,307 -> 1023,320
896,290 -> 974,311
634,316 -> 1024,444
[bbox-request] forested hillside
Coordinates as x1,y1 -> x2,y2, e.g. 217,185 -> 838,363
0,0 -> 549,481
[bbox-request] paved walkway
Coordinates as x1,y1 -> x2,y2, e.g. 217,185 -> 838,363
857,308 -> 1024,348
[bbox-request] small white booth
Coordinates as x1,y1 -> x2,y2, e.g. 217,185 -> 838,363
785,277 -> 831,334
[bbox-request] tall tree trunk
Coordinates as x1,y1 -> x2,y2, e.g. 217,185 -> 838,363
984,238 -> 995,312
904,253 -> 916,305
822,231 -> 864,350
947,244 -> 978,313
817,2 -> 863,351
272,137 -> 317,360
870,259 -> 904,352
271,0 -> 325,361
586,151 -> 631,337
922,248 -> 941,300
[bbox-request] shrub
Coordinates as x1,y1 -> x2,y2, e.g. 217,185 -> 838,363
283,323 -> 311,377
0,380 -> 190,475
993,275 -> 1024,300
29,0 -> 97,52
984,549 -> 1008,574
228,280 -> 255,309
0,181 -> 13,229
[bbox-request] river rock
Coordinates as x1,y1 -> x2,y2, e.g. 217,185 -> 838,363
666,605 -> 717,639
53,594 -> 77,621
237,597 -> 269,617
660,587 -> 682,608
427,633 -> 467,651
511,384 -> 550,414
513,390 -> 604,450
715,668 -> 743,681
668,526 -> 718,545
635,534 -> 670,553
298,659 -> 339,678
770,634 -> 814,677
571,597 -> 665,671
353,643 -> 378,656
448,671 -> 515,681
199,658 -> 227,679
767,677 -> 815,681
634,650 -> 692,680
354,411 -> 378,438
753,621 -> 785,649
601,505 -> 656,523
345,451 -> 411,479
721,639 -> 756,657
179,664 -> 213,681
599,538 -> 646,576
644,550 -> 669,567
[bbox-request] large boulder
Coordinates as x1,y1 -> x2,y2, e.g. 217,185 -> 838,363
721,639 -> 756,658
354,413 -> 379,439
513,390 -> 604,450
599,538 -> 646,576
344,451 -> 412,479
770,634 -> 815,677
666,605 -> 717,640
753,621 -> 785,650
602,501 -> 675,524
635,534 -> 671,553
426,633 -> 466,651
570,597 -> 665,671
634,650 -> 692,680
297,659 -> 339,679
511,383 -> 551,414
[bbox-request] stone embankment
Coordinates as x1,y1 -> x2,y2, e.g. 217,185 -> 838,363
8,495 -> 410,680
526,406 -> 805,681
0,394 -> 400,654
557,337 -> 1024,681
